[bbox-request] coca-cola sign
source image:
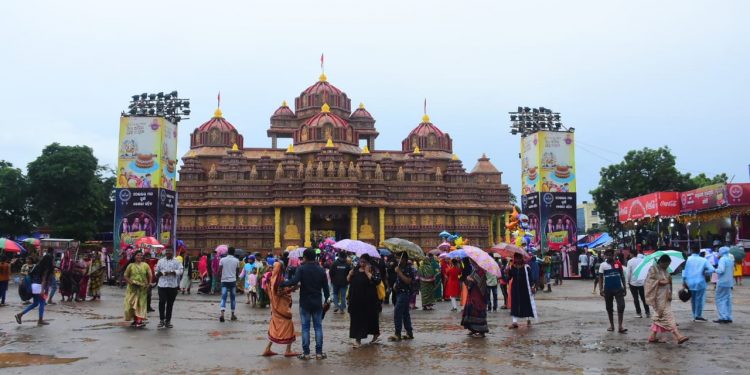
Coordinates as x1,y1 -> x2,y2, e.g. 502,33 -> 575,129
727,183 -> 750,206
618,192 -> 681,222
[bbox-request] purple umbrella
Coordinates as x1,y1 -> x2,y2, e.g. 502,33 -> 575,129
336,239 -> 380,259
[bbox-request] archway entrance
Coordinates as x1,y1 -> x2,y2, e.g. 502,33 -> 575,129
310,206 -> 350,243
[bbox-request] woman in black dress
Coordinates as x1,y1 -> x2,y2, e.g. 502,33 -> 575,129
347,254 -> 382,347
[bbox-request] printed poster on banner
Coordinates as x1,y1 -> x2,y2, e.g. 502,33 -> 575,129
521,193 -> 541,248
158,189 -> 177,250
538,131 -> 576,193
680,184 -> 727,213
114,188 -> 159,253
116,117 -> 178,189
520,135 -> 541,195
727,183 -> 750,206
539,192 -> 578,251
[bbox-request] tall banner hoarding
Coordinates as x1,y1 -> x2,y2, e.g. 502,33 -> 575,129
539,192 -> 578,250
114,188 -> 177,253
521,131 -> 576,195
117,117 -> 178,190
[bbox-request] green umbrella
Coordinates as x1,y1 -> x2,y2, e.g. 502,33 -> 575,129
632,250 -> 685,283
729,246 -> 745,264
383,238 -> 424,260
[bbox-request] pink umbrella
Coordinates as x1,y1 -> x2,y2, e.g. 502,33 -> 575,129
428,248 -> 444,256
215,244 -> 229,256
489,242 -> 531,260
437,241 -> 451,251
462,245 -> 502,277
335,239 -> 380,259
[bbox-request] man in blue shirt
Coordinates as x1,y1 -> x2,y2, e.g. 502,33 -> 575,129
714,247 -> 734,324
681,247 -> 715,322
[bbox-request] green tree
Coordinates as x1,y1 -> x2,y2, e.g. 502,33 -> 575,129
590,147 -> 695,232
27,143 -> 112,240
0,161 -> 33,237
689,172 -> 728,188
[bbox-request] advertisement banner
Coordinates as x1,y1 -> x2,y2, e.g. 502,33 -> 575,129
726,183 -> 750,206
680,184 -> 727,213
116,117 -> 178,189
539,192 -> 577,251
114,188 -> 159,251
538,131 -> 576,193
521,193 -> 541,248
158,189 -> 177,250
618,192 -> 681,222
520,135 -> 541,195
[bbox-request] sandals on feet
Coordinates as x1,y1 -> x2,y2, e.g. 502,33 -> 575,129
297,354 -> 311,360
315,353 -> 327,360
618,328 -> 628,334
508,323 -> 519,329
261,351 -> 278,357
388,335 -> 402,342
677,336 -> 689,345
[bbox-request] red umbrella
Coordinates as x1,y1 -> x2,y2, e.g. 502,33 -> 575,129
135,237 -> 161,247
489,243 -> 531,260
0,238 -> 24,253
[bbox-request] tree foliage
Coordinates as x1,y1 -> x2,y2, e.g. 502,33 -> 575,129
0,161 -> 33,237
590,146 -> 725,232
26,143 -> 113,240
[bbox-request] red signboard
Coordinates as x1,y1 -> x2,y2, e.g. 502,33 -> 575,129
726,183 -> 750,206
618,192 -> 681,222
680,184 -> 727,213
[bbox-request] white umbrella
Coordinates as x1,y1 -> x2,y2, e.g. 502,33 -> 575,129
632,250 -> 685,283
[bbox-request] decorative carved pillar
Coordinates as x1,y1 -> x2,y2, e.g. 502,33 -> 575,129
488,214 -> 494,246
274,207 -> 281,249
350,206 -> 358,240
496,212 -> 503,245
379,207 -> 386,246
504,211 -> 511,243
304,206 -> 312,247
272,135 -> 277,149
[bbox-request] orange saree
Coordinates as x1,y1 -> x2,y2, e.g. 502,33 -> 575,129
268,262 -> 296,344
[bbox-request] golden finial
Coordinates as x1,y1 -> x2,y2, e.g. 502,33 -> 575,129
319,72 -> 327,82
286,144 -> 294,153
232,143 -> 239,151
325,137 -> 334,148
282,100 -> 287,107
422,114 -> 430,123
413,146 -> 421,154
214,108 -> 223,118
359,102 -> 365,109
321,103 -> 330,113
362,145 -> 370,154
452,153 -> 459,161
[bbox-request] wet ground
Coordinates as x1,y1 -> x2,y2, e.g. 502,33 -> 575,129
0,278 -> 747,374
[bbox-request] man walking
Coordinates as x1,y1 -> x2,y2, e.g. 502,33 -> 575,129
218,247 -> 240,322
626,250 -> 650,318
599,249 -> 627,334
154,247 -> 183,328
329,251 -> 351,314
282,249 -> 331,360
681,246 -> 715,322
579,250 -> 589,279
388,253 -> 415,342
715,247 -> 734,324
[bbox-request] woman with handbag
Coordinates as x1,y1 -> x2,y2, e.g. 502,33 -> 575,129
15,252 -> 53,325
347,254 -> 381,348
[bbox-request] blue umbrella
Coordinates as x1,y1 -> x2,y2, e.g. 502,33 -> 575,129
378,248 -> 392,257
439,230 -> 452,238
447,249 -> 468,259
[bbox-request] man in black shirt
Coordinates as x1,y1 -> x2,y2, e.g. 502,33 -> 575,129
329,252 -> 351,314
281,249 -> 331,360
388,253 -> 414,341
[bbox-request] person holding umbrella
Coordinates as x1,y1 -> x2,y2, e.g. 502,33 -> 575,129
461,259 -> 489,337
645,254 -> 689,344
388,253 -> 415,342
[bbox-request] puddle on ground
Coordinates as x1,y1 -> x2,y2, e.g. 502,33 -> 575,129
0,352 -> 86,368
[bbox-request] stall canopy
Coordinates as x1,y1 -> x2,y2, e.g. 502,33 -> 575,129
618,192 -> 681,223
577,232 -> 613,249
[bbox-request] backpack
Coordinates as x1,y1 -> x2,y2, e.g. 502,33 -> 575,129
603,266 -> 624,292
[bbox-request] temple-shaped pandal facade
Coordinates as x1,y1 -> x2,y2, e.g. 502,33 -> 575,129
177,72 -> 511,252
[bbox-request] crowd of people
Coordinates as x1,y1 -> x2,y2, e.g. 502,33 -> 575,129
3,239 -> 743,358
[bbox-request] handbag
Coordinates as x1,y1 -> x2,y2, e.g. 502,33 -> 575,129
376,280 -> 386,301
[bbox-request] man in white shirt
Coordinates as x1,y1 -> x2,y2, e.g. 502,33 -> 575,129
579,251 -> 589,279
625,250 -> 650,318
218,247 -> 240,322
154,247 -> 184,328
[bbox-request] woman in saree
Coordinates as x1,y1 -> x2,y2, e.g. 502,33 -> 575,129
432,255 -> 443,302
262,261 -> 298,357
461,259 -> 489,337
197,253 -> 211,294
88,251 -> 105,300
59,250 -> 76,302
123,251 -> 153,328
77,255 -> 91,302
418,255 -> 437,310
644,254 -> 689,345
347,254 -> 381,347
255,259 -> 270,308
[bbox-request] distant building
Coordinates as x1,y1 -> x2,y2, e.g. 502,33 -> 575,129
577,201 -> 604,233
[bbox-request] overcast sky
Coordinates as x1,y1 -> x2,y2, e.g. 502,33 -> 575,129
1,0 -> 748,202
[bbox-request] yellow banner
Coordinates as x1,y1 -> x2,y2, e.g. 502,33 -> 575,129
116,117 -> 178,189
